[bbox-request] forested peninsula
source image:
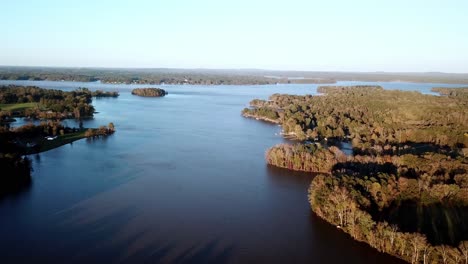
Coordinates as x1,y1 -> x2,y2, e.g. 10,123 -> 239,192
243,86 -> 468,263
0,85 -> 116,196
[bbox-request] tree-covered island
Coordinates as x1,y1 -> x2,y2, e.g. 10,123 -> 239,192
131,88 -> 167,97
243,86 -> 468,263
0,85 -> 117,196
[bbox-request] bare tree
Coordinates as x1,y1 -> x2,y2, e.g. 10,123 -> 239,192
422,244 -> 432,264
410,234 -> 427,264
460,241 -> 468,264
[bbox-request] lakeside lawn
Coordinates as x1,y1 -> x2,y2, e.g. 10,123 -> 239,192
0,102 -> 38,112
22,126 -> 114,155
23,131 -> 87,155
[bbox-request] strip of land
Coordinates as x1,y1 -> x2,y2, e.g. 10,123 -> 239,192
2,66 -> 468,84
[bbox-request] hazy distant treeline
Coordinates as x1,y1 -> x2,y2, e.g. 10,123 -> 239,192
0,67 -> 337,85
2,67 -> 468,84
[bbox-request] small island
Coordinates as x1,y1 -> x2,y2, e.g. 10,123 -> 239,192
244,86 -> 468,264
131,88 -> 167,97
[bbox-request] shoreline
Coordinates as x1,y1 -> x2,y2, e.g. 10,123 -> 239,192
241,113 -> 280,124
21,128 -> 114,155
22,131 -> 88,155
245,86 -> 468,264
2,78 -> 468,85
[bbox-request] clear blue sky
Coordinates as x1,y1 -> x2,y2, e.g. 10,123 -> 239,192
2,0 -> 467,72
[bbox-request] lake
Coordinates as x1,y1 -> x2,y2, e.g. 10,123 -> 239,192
1,80 -> 460,263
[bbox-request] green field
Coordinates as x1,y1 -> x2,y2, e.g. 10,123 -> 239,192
0,102 -> 38,112
24,131 -> 88,155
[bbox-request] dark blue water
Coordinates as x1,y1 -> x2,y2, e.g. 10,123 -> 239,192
1,80 -> 454,263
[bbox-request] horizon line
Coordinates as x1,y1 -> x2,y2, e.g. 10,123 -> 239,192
0,65 -> 467,75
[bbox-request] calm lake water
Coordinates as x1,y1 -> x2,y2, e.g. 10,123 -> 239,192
1,80 -> 461,263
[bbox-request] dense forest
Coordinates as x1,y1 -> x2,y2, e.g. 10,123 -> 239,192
244,86 -> 468,263
131,88 -> 167,97
0,85 -> 118,121
243,86 -> 468,148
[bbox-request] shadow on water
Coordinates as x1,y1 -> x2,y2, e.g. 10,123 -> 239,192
0,178 -> 32,202
169,240 -> 234,264
115,239 -> 234,264
25,204 -> 237,264
266,164 -> 315,187
0,158 -> 33,202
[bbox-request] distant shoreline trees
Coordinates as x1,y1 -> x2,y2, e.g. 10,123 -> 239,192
0,67 -> 339,85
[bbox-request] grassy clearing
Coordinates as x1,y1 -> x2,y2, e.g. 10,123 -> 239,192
0,102 -> 38,112
24,131 -> 87,155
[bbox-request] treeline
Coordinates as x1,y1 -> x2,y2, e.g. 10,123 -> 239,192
310,175 -> 468,264
268,144 -> 468,263
0,67 -> 336,85
266,143 -> 343,173
0,86 -> 118,104
432,87 -> 468,99
0,85 -> 100,121
1,120 -> 114,152
89,89 -> 119,97
3,67 -> 468,84
7,120 -> 76,138
267,143 -> 468,206
131,88 -> 167,97
243,86 -> 468,149
84,123 -> 115,137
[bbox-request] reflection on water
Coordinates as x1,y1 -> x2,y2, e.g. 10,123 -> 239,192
0,178 -> 33,203
0,80 -> 445,263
